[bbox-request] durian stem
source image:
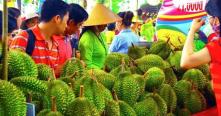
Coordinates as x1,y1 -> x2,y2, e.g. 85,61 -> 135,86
51,96 -> 57,112
70,71 -> 78,79
27,93 -> 32,103
80,85 -> 84,98
1,0 -> 8,80
52,70 -> 56,79
112,90 -> 119,101
68,83 -> 73,89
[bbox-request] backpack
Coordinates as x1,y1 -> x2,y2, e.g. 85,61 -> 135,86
25,29 -> 36,56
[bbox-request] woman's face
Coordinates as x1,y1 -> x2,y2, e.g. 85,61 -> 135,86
17,15 -> 22,29
96,25 -> 107,32
208,15 -> 220,33
116,21 -> 122,31
208,15 -> 220,26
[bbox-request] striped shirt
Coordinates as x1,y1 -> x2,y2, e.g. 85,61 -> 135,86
10,25 -> 59,69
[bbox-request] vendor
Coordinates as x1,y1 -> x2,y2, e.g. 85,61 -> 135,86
109,11 -> 140,54
79,3 -> 121,69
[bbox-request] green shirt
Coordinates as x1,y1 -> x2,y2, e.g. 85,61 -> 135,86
79,30 -> 108,69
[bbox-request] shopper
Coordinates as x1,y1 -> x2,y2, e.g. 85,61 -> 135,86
54,3 -> 88,75
180,0 -> 221,114
20,12 -> 39,30
10,0 -> 70,75
79,3 -> 121,69
0,11 -> 17,39
8,7 -> 22,29
109,11 -> 140,54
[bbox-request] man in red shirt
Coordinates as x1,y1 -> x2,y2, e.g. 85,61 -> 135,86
55,3 -> 88,76
10,0 -> 70,75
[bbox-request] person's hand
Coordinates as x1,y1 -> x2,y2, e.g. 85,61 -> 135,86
190,18 -> 205,33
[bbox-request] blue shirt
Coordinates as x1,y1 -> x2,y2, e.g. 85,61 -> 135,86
109,29 -> 140,54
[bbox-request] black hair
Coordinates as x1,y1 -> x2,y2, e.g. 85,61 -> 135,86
107,23 -> 116,31
0,11 -> 17,36
40,0 -> 69,22
79,26 -> 94,39
8,7 -> 21,19
69,3 -> 88,24
118,11 -> 134,27
137,9 -> 143,16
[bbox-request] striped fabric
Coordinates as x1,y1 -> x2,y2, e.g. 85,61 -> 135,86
206,39 -> 221,116
10,25 -> 59,70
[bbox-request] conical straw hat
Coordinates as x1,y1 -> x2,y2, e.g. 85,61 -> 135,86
83,3 -> 122,26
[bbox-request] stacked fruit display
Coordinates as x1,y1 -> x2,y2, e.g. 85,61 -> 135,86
0,39 -> 215,116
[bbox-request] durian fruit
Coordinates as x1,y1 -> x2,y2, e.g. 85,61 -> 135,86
110,58 -> 131,77
74,73 -> 111,113
37,97 -> 63,116
133,74 -> 146,95
174,80 -> 192,107
128,44 -> 146,60
150,93 -> 168,116
105,100 -> 120,116
113,71 -> 140,106
166,113 -> 175,116
201,81 -> 216,107
60,57 -> 84,80
10,76 -> 47,95
104,53 -> 130,72
167,51 -> 185,78
118,100 -> 137,116
159,84 -> 177,113
45,80 -> 75,114
105,91 -> 137,116
65,85 -> 99,116
90,69 -> 116,90
59,75 -> 75,89
176,108 -> 191,116
182,69 -> 207,90
134,96 -> 158,116
37,64 -> 54,81
184,89 -> 207,113
196,64 -> 210,80
135,54 -> 165,74
8,50 -> 38,80
163,62 -> 177,87
129,62 -> 143,75
148,40 -> 172,59
144,67 -> 165,92
0,80 -> 26,116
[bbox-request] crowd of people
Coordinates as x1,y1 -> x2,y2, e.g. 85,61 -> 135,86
0,0 -> 156,75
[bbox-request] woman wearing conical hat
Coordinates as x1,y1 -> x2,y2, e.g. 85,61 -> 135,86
79,3 -> 121,69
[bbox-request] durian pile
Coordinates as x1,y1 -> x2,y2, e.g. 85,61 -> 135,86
0,39 -> 215,116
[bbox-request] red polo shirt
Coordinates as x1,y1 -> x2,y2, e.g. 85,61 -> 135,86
10,25 -> 60,70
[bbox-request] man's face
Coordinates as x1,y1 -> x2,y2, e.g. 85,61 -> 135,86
66,20 -> 84,35
54,13 -> 69,35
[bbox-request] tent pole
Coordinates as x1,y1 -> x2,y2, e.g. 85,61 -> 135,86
2,0 -> 9,80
